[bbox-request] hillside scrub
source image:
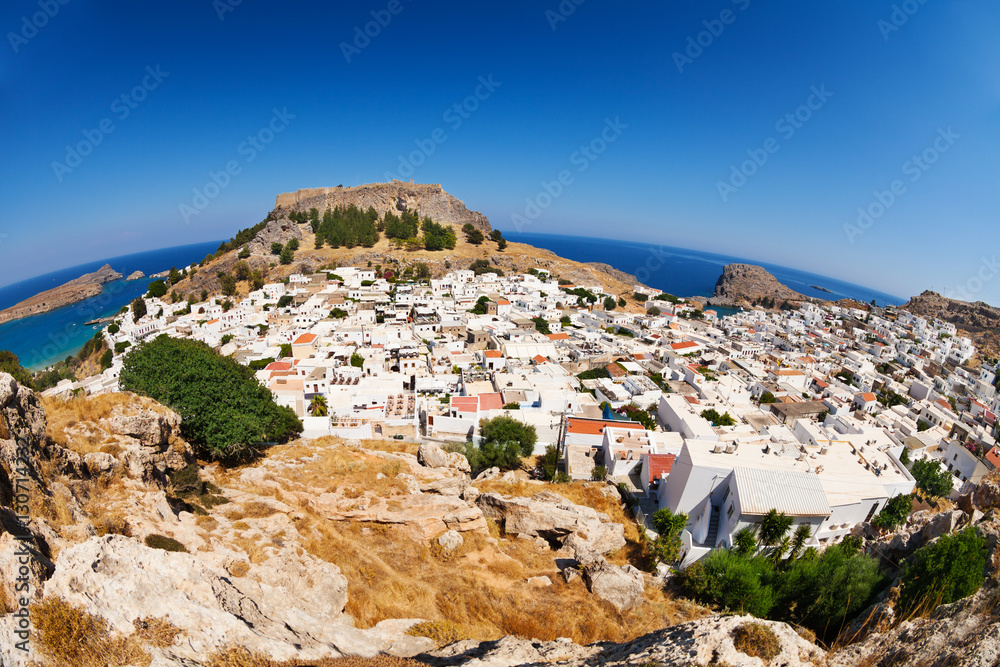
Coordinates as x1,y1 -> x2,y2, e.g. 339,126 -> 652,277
681,542 -> 884,641
119,335 -> 302,459
898,527 -> 988,617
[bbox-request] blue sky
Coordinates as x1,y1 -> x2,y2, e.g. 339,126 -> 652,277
1,1 -> 998,304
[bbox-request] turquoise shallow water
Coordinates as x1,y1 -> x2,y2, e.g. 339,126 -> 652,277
0,241 -> 221,370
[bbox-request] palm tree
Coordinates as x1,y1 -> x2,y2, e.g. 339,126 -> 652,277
309,395 -> 328,417
757,509 -> 793,548
789,524 -> 812,560
733,527 -> 757,557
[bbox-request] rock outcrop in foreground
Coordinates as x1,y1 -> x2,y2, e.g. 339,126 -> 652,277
0,264 -> 123,325
6,371 -> 999,666
709,263 -> 815,309
273,183 -> 492,233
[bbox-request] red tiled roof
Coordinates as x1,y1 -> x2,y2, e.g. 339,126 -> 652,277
478,393 -> 504,411
671,341 -> 699,351
815,379 -> 829,388
483,350 -> 503,358
566,418 -> 643,436
533,355 -> 548,364
606,363 -> 626,378
294,333 -> 317,345
451,396 -> 479,413
986,447 -> 1000,468
265,362 -> 292,371
684,396 -> 700,405
495,299 -> 510,305
546,333 -> 569,340
647,454 -> 676,483
860,393 -> 877,402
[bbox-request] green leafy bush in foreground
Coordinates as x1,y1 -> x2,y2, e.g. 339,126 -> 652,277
681,542 -> 884,641
898,527 -> 987,617
119,335 -> 301,459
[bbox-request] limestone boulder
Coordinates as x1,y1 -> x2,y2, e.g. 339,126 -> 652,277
105,407 -> 180,449
25,535 -> 431,666
581,557 -> 644,612
476,492 -> 626,554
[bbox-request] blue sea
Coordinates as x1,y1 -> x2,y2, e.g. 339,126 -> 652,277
507,233 -> 905,309
0,241 -> 222,370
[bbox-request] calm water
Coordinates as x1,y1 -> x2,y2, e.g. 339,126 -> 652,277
0,241 -> 221,370
509,233 -> 905,307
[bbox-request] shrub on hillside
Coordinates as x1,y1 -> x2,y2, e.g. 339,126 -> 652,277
910,459 -> 953,498
0,350 -> 35,388
461,415 -> 538,474
872,494 -> 912,530
898,527 -> 987,617
119,336 -> 302,460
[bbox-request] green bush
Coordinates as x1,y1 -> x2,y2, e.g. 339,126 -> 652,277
462,415 -> 538,474
898,527 -> 987,617
119,336 -> 302,460
0,351 -> 35,388
540,444 -> 560,481
144,534 -> 188,553
682,542 -> 884,641
682,549 -> 776,618
872,494 -> 912,529
776,544 -> 884,634
146,279 -> 168,298
591,465 -> 607,481
910,459 -> 953,497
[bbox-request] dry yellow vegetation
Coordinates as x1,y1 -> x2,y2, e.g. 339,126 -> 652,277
40,392 -> 171,455
30,597 -> 152,667
208,647 -> 428,667
212,437 -> 706,645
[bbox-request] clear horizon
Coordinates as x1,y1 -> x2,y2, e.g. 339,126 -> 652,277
2,2 -> 998,305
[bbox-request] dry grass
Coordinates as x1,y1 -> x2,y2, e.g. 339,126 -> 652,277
197,515 -> 220,531
207,647 -> 428,667
228,561 -> 251,578
0,583 -> 13,614
295,509 -> 704,645
243,438 -> 408,499
30,597 -> 151,667
28,491 -> 74,527
93,509 -> 131,537
41,393 -> 168,454
476,479 -> 653,569
732,622 -> 781,662
357,438 -> 420,456
131,616 -> 182,647
212,438 -> 708,646
405,619 -> 470,647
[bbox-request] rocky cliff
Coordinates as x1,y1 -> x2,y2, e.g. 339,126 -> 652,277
0,264 -> 123,326
709,263 -> 816,308
273,183 -> 491,233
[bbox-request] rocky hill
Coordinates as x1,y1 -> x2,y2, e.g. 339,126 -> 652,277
273,183 -> 491,233
167,185 -> 650,312
901,290 -> 1000,361
0,264 -> 122,326
708,263 -> 817,308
